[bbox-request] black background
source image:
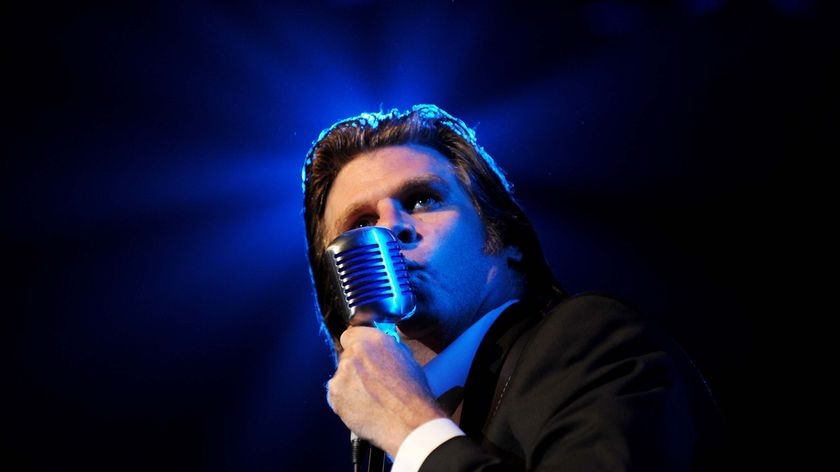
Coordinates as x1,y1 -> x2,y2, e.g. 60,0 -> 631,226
6,1 -> 835,470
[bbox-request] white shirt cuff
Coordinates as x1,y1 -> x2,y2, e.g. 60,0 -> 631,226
390,418 -> 465,472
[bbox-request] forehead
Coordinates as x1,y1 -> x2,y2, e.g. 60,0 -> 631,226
322,145 -> 460,234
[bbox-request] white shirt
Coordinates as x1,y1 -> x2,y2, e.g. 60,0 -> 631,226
391,299 -> 519,472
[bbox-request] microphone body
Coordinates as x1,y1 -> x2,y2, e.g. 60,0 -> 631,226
326,226 -> 416,471
326,226 -> 416,327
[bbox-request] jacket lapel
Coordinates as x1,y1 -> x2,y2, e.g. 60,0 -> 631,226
459,301 -> 543,437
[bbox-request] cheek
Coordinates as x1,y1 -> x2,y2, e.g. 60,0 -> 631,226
423,213 -> 485,260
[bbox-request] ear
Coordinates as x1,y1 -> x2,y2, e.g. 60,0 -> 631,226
504,245 -> 523,264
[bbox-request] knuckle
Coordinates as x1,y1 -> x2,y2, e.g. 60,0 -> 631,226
339,326 -> 357,346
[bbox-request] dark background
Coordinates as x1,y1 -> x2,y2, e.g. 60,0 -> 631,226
6,1 -> 835,470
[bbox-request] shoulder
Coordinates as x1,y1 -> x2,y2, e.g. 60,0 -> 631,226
499,292 -> 697,437
479,294 -> 699,467
493,292 -> 681,422
529,292 -> 712,398
529,292 -> 659,358
541,291 -> 645,325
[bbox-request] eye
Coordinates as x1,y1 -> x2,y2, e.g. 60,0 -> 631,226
405,192 -> 442,212
350,215 -> 377,230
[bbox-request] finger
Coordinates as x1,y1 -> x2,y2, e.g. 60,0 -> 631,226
339,325 -> 380,349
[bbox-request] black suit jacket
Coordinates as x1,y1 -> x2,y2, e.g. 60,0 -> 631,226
419,293 -> 724,472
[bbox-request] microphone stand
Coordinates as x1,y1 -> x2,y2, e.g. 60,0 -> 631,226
350,434 -> 386,472
348,321 -> 397,472
367,442 -> 386,472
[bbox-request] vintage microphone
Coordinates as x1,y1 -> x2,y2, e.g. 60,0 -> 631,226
326,225 -> 416,331
325,226 -> 417,472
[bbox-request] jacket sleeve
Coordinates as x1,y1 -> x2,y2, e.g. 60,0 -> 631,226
419,294 -> 704,472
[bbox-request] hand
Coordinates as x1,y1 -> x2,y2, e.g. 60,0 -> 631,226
327,326 -> 447,457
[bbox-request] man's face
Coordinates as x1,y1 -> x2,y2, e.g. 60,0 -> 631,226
322,145 -> 521,351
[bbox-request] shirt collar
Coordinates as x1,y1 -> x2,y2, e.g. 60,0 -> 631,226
423,299 -> 519,399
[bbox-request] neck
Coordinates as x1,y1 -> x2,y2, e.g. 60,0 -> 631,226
401,265 -> 526,366
401,337 -> 439,367
398,297 -> 521,367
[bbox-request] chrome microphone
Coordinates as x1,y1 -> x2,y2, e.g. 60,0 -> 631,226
326,226 -> 416,471
326,226 -> 416,327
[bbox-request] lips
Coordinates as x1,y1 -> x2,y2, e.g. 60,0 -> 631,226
404,260 -> 422,271
403,260 -> 426,295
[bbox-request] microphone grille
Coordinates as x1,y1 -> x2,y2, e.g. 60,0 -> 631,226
326,227 -> 416,324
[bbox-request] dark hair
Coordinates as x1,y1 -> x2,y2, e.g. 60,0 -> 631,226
302,104 -> 563,354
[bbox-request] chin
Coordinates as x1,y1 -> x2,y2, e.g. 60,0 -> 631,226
397,307 -> 437,337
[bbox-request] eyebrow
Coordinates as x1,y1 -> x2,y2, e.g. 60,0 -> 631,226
329,174 -> 449,241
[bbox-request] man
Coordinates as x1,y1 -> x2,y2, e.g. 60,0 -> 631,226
302,105 -> 721,471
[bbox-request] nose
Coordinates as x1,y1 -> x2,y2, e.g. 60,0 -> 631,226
377,199 -> 419,246
393,221 -> 418,246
